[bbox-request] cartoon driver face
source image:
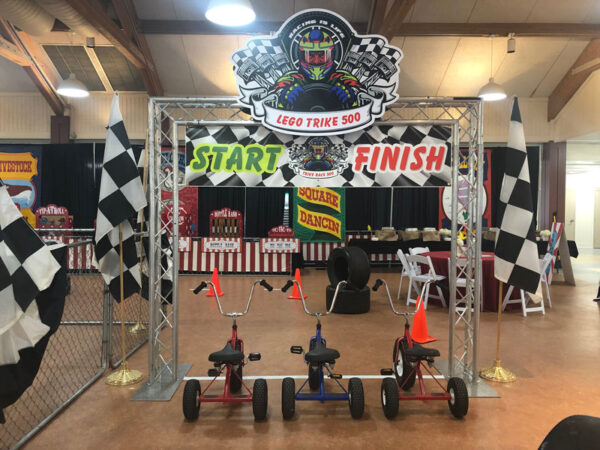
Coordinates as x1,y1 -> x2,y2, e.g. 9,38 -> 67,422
308,137 -> 328,160
298,29 -> 335,81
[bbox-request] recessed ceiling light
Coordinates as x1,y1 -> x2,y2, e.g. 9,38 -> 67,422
205,0 -> 256,27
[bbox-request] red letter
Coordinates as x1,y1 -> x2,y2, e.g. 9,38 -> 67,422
425,145 -> 447,172
354,146 -> 371,172
399,145 -> 411,171
409,145 -> 427,171
379,145 -> 400,171
369,146 -> 380,172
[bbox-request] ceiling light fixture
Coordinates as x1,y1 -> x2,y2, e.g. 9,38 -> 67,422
478,36 -> 507,102
205,0 -> 256,27
57,73 -> 89,98
507,33 -> 515,54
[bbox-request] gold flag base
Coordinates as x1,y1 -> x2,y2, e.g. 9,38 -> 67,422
479,359 -> 516,383
128,321 -> 147,334
106,362 -> 143,386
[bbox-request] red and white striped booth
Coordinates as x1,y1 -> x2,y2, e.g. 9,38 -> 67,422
179,237 -> 300,273
40,235 -> 96,271
301,234 -> 396,263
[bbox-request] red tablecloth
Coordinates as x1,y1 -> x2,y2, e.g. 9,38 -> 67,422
423,251 -> 515,312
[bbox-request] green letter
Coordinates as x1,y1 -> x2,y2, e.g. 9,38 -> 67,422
264,145 -> 284,173
226,145 -> 244,172
210,145 -> 229,172
190,145 -> 210,172
244,145 -> 263,173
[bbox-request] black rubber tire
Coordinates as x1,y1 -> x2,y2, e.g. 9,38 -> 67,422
325,285 -> 370,314
381,377 -> 399,419
447,377 -> 469,418
348,377 -> 364,419
182,379 -> 200,421
252,378 -> 268,421
229,341 -> 243,393
393,338 -> 416,391
327,247 -> 370,290
282,377 -> 296,420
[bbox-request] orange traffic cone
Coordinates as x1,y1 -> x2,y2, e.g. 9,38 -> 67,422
206,268 -> 224,297
288,268 -> 307,300
411,297 -> 436,343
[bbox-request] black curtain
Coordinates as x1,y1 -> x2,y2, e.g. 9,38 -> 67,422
41,144 -> 97,228
392,188 -> 439,229
491,145 -> 539,227
196,187 -> 245,236
345,188 -> 392,230
245,188 -> 292,237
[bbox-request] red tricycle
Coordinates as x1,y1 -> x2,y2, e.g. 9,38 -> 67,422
373,278 -> 469,419
182,279 -> 273,421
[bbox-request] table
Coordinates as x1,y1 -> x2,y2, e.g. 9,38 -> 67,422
422,251 -> 517,312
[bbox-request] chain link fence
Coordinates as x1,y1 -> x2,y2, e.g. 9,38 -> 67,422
0,234 -> 148,449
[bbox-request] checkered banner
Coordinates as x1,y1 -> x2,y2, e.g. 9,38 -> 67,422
185,124 -> 452,187
494,98 -> 541,298
0,177 -> 62,365
94,93 -> 146,302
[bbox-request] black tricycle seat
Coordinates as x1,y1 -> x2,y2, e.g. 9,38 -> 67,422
208,342 -> 244,364
405,342 -> 440,360
304,341 -> 340,364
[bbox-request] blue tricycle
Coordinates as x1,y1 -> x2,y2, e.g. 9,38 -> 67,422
280,279 -> 364,419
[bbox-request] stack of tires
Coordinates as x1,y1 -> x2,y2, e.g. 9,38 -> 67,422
325,247 -> 370,314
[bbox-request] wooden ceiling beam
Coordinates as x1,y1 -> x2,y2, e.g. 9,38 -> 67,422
390,22 -> 600,38
0,19 -> 64,116
112,0 -> 163,96
368,0 -> 388,35
63,0 -> 145,68
139,20 -> 369,35
378,0 -> 415,40
0,36 -> 29,66
548,39 -> 600,121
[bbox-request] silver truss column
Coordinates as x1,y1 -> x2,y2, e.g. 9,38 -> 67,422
133,100 -> 190,401
448,122 -> 460,379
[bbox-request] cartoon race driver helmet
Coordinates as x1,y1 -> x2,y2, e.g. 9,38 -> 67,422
308,137 -> 328,160
298,29 -> 335,81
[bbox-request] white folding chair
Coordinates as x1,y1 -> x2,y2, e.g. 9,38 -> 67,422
502,254 -> 553,316
396,249 -> 409,300
405,254 -> 446,309
396,249 -> 423,300
409,246 -> 430,256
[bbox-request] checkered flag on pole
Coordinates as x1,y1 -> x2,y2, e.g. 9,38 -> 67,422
0,178 -> 61,365
494,98 -> 541,297
94,93 -> 147,302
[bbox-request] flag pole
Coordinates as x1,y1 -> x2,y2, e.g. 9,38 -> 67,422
479,280 -> 516,382
130,138 -> 149,334
106,223 -> 143,386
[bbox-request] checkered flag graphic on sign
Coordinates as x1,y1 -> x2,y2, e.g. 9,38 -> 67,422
0,177 -> 62,364
494,98 -> 540,296
94,93 -> 147,302
349,37 -> 386,54
247,38 -> 283,55
378,46 -> 403,66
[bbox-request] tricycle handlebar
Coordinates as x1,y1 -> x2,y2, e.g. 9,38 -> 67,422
281,279 -> 347,317
192,279 -> 270,318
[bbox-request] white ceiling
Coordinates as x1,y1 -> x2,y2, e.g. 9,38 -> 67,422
0,0 -> 598,101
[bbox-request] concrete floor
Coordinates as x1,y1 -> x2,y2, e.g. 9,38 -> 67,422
25,268 -> 600,450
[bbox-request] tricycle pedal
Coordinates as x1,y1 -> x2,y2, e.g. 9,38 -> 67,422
248,352 -> 261,361
380,368 -> 394,376
290,346 -> 303,354
207,369 -> 220,377
329,373 -> 343,379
